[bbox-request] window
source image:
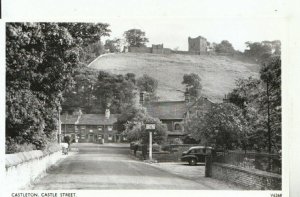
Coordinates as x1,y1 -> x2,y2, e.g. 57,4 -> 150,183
107,126 -> 113,131
174,123 -> 181,131
97,126 -> 103,131
81,125 -> 86,130
206,149 -> 211,154
190,149 -> 196,154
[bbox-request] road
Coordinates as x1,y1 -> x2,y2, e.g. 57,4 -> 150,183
30,143 -> 238,190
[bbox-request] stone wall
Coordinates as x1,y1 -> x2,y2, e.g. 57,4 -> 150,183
211,162 -> 281,190
128,46 -> 172,54
5,147 -> 66,190
128,46 -> 152,53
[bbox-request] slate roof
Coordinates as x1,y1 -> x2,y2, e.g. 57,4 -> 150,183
61,115 -> 78,124
166,131 -> 187,136
77,114 -> 119,125
144,101 -> 187,120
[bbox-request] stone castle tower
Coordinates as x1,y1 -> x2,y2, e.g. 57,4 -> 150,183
188,36 -> 208,54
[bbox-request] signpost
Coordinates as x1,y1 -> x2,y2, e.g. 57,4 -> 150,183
145,123 -> 156,161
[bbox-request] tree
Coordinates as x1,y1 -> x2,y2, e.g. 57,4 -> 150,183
215,40 -> 235,54
122,104 -> 167,144
93,71 -> 137,114
61,65 -> 98,114
244,40 -> 281,63
124,29 -> 149,47
185,103 -> 249,151
6,23 -> 111,152
228,55 -> 281,153
182,73 -> 202,99
137,74 -> 158,93
259,56 -> 281,153
105,38 -> 121,53
136,74 -> 158,98
80,41 -> 105,64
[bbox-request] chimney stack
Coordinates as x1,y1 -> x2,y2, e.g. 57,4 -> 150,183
105,109 -> 110,119
140,91 -> 146,104
184,89 -> 190,103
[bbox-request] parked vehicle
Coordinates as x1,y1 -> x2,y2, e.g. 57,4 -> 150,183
180,146 -> 214,165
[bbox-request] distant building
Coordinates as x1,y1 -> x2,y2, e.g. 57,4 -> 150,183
151,44 -> 164,54
144,100 -> 187,141
188,36 -> 208,54
60,109 -> 122,143
127,36 -> 209,55
141,91 -> 214,142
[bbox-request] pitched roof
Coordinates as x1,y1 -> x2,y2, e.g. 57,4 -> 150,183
144,101 -> 187,120
61,115 -> 78,124
78,114 -> 119,125
166,131 -> 187,136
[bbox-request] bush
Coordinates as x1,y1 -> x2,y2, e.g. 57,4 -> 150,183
42,143 -> 61,155
5,137 -> 36,154
169,138 -> 183,145
152,143 -> 161,152
5,136 -> 60,154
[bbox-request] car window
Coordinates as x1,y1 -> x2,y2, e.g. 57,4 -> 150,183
196,149 -> 203,154
189,149 -> 196,154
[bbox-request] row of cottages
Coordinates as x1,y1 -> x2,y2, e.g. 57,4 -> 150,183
60,109 -> 122,143
60,91 -> 214,144
142,91 -> 214,143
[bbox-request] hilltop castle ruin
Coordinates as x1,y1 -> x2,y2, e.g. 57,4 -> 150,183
126,36 -> 209,55
188,36 -> 208,55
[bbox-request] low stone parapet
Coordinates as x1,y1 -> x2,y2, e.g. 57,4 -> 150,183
211,162 -> 281,190
5,145 -> 68,190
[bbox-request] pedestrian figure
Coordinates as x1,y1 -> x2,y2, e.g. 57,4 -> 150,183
134,143 -> 139,156
142,144 -> 147,160
61,142 -> 69,155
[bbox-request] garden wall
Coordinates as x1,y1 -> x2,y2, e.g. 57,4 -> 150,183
5,147 -> 66,190
211,162 -> 281,190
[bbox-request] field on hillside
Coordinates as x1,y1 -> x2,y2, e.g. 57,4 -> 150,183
89,53 -> 260,102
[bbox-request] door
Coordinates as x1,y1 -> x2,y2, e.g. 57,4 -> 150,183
88,134 -> 94,142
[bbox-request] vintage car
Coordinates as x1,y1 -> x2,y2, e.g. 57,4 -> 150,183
180,146 -> 214,165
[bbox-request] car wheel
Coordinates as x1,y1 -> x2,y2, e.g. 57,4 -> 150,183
189,158 -> 197,166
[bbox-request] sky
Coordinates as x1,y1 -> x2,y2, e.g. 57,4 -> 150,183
3,0 -> 285,51
104,17 -> 283,51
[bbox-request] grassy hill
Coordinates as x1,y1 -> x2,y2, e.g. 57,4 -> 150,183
89,53 -> 260,102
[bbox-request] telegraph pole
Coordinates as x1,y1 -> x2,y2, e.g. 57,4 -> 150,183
58,106 -> 61,143
149,131 -> 152,160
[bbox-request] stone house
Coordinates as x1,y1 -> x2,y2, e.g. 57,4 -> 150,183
142,92 -> 214,142
60,109 -> 121,143
144,100 -> 187,142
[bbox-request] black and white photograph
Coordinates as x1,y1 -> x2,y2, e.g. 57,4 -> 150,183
1,0 -> 299,196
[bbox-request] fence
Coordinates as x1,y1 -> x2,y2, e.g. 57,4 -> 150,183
213,151 -> 281,174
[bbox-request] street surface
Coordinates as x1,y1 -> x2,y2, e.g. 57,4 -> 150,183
30,143 -> 241,190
